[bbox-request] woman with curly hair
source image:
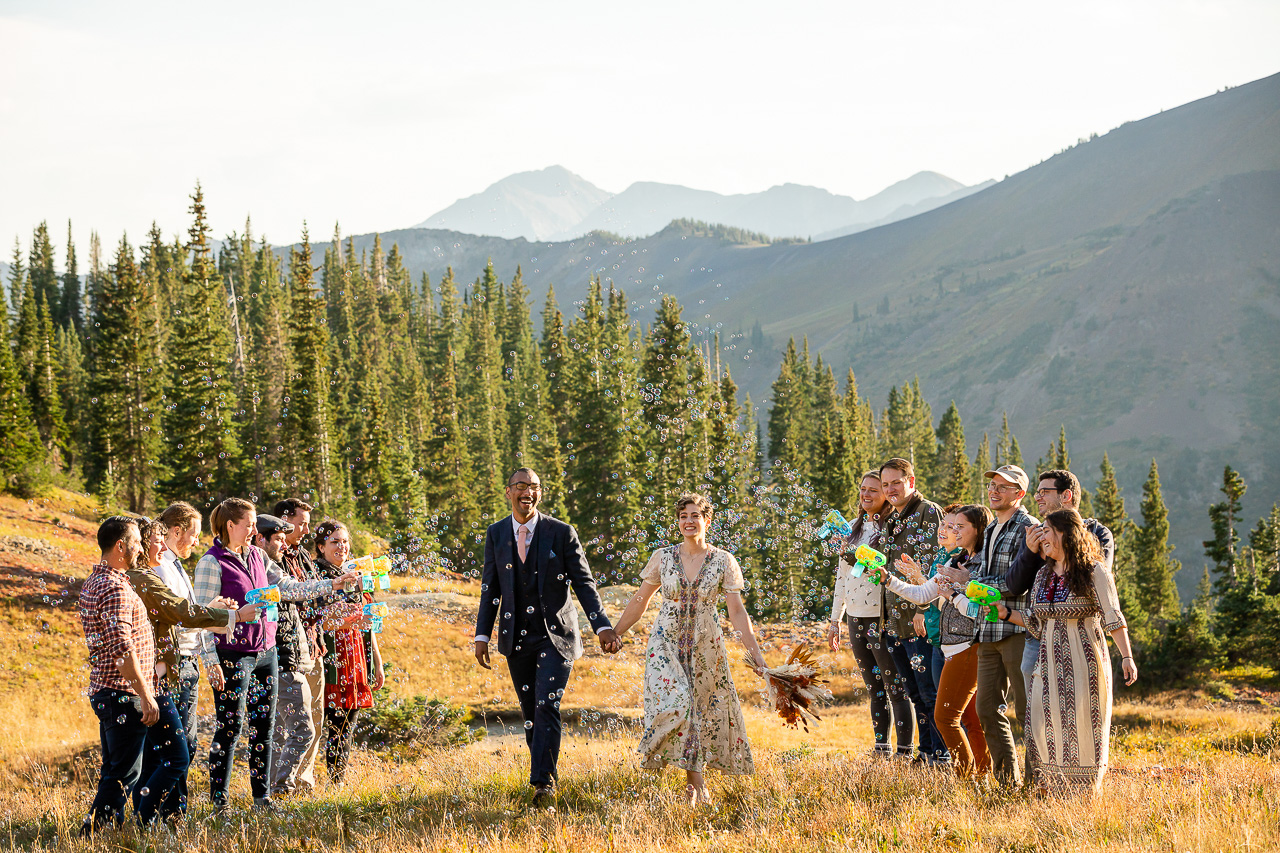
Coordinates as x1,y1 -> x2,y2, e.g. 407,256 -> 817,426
997,508 -> 1138,792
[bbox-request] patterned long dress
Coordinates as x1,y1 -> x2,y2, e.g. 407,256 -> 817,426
636,546 -> 754,775
1022,560 -> 1126,792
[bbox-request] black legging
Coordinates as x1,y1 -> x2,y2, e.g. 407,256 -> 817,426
324,708 -> 360,783
210,648 -> 277,803
847,616 -> 914,752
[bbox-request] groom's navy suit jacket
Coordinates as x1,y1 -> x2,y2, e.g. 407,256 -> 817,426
475,511 -> 612,661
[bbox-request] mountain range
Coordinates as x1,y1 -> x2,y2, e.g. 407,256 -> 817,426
301,72 -> 1280,593
414,165 -> 990,242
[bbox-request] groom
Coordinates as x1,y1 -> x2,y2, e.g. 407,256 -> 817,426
474,467 -> 620,806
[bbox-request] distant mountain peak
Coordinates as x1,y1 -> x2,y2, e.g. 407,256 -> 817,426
413,167 -> 983,243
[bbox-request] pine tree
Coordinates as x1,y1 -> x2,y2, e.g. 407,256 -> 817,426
500,267 -> 565,517
1203,465 -> 1247,593
55,323 -> 88,474
1132,459 -> 1181,620
423,347 -> 481,573
161,185 -> 241,506
807,364 -> 855,512
540,285 -> 570,440
640,294 -> 711,503
970,432 -> 991,504
767,338 -> 810,473
30,292 -> 67,460
1248,504 -> 1280,592
27,222 -> 59,327
60,221 -> 83,333
933,401 -> 969,505
86,236 -> 163,511
459,280 -> 506,521
1095,453 -> 1143,634
283,227 -> 337,508
6,238 -> 24,317
562,278 -> 643,582
0,291 -> 40,489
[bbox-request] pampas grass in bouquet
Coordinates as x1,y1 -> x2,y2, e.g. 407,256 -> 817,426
749,643 -> 834,731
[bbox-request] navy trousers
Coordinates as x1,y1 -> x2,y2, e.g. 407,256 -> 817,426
506,636 -> 573,786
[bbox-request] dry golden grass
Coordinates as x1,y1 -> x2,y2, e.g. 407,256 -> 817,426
2,492 -> 1279,851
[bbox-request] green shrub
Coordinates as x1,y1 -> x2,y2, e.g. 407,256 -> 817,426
354,695 -> 484,759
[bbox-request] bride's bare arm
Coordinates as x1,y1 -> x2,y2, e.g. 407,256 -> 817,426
613,581 -> 660,637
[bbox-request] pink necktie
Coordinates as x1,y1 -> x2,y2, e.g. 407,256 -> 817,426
518,524 -> 530,563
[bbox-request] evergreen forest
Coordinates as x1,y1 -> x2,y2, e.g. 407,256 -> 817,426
3,187 -> 1277,686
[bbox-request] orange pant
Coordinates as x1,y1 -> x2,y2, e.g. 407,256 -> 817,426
934,644 -> 991,777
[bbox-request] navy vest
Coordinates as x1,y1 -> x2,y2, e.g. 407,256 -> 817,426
512,524 -> 546,642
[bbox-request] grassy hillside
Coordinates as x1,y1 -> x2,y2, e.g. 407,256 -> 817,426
2,493 -> 1279,851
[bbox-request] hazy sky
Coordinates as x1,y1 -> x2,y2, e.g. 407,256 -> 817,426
2,0 -> 1277,257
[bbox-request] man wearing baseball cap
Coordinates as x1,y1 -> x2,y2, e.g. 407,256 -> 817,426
939,463 -> 1038,787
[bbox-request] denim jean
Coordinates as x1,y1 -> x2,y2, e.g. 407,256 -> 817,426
132,692 -> 190,819
86,688 -> 183,829
887,635 -> 949,762
210,648 -> 278,803
1021,636 -> 1041,693
140,657 -> 200,816
930,645 -> 946,692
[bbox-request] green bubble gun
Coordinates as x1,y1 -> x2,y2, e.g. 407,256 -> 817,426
965,580 -> 1002,622
853,544 -> 888,583
815,509 -> 853,539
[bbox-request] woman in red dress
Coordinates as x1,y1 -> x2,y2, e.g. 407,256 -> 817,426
313,521 -> 384,783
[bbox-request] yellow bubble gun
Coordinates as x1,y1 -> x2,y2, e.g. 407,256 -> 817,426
363,602 -> 389,632
245,585 -> 280,622
815,509 -> 853,539
965,581 -> 1003,622
342,555 -> 392,591
853,545 -> 888,583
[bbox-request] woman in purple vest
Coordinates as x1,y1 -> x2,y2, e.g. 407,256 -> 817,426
193,498 -> 356,811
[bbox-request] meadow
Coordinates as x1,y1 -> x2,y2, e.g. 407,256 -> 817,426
1,490 -> 1278,852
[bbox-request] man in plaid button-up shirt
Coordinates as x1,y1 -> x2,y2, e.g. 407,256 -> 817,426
939,464 -> 1038,786
78,517 -> 181,833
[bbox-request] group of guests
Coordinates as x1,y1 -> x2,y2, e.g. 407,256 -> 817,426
78,459 -> 1139,829
826,459 -> 1136,791
77,498 -> 385,833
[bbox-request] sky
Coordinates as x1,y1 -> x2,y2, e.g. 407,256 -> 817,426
2,0 -> 1278,258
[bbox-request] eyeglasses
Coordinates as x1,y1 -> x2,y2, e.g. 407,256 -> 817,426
1034,488 -> 1060,497
509,481 -> 542,492
987,482 -> 1021,493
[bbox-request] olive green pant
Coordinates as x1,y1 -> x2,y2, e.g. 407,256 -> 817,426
975,633 -> 1026,785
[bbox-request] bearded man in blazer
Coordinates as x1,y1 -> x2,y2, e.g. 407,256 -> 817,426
474,467 -> 620,806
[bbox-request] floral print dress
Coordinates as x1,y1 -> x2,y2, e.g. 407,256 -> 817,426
636,546 -> 754,775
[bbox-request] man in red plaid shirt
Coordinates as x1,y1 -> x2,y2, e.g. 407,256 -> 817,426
78,516 -> 183,833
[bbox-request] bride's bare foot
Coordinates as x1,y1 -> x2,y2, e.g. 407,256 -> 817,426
695,786 -> 712,806
684,784 -> 697,806
686,771 -> 710,806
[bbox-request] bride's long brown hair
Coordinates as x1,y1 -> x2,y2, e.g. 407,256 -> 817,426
1045,509 -> 1103,596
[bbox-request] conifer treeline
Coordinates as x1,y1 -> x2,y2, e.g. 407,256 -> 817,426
2,188 -> 1277,679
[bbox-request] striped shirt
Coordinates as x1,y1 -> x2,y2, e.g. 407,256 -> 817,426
79,562 -> 156,695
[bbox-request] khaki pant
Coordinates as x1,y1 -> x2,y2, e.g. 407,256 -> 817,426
272,665 -> 324,794
975,634 -> 1026,785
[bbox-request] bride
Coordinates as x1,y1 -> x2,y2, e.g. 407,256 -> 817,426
613,493 -> 767,805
